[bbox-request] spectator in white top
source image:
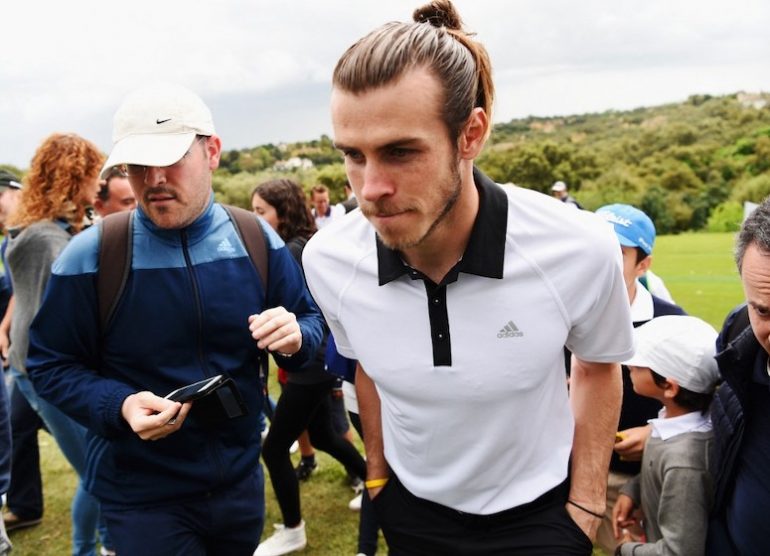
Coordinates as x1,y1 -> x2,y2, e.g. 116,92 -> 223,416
310,185 -> 345,229
551,181 -> 582,209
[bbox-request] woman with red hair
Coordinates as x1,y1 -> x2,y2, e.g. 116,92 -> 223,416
6,133 -> 113,556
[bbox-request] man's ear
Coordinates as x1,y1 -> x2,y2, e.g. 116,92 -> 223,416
205,135 -> 223,171
457,107 -> 489,160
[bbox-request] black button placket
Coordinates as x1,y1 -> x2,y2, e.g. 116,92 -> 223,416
425,282 -> 451,366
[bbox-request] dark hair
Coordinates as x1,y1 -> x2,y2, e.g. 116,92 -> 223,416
736,196 -> 770,272
635,247 -> 649,265
311,184 -> 329,197
99,166 -> 128,202
251,179 -> 316,241
332,0 -> 494,144
650,370 -> 713,414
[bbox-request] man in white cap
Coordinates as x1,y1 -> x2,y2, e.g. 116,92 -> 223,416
551,180 -> 582,209
25,84 -> 324,555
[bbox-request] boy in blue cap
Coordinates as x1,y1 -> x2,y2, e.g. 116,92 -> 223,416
594,204 -> 686,553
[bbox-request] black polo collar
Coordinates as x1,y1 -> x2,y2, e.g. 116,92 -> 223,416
377,167 -> 508,286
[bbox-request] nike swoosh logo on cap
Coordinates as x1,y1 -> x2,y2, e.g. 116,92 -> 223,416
156,118 -> 171,124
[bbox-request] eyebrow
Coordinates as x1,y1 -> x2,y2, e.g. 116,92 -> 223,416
333,137 -> 424,152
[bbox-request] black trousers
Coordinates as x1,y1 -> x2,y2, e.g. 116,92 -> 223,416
262,380 -> 366,527
349,411 -> 381,556
372,476 -> 592,556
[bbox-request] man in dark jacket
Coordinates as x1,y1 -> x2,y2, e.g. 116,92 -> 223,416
707,198 -> 770,555
26,84 -> 324,555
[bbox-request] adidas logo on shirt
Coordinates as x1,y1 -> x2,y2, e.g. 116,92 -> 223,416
217,238 -> 236,255
497,320 -> 523,338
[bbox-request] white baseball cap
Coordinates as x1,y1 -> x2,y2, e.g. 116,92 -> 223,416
101,84 -> 216,178
624,315 -> 720,394
551,181 -> 567,192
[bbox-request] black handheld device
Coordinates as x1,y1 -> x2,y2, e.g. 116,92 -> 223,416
164,375 -> 225,404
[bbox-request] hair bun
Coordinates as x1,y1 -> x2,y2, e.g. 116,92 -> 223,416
413,0 -> 463,31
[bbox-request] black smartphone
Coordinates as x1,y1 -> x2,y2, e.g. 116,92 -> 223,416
164,375 -> 225,403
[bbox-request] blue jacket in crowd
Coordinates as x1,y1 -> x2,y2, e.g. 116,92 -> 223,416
26,198 -> 324,508
708,304 -> 770,555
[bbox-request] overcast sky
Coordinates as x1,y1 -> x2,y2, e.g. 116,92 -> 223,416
2,0 -> 769,168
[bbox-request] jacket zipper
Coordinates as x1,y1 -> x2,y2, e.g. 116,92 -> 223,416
181,229 -> 226,483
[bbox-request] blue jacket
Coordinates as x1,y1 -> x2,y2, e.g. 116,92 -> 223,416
711,305 -> 754,515
707,304 -> 758,554
26,198 -> 324,507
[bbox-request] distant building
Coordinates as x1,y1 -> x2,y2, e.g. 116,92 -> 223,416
737,92 -> 768,110
273,157 -> 314,172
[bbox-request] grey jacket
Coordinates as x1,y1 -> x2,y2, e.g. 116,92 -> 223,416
6,220 -> 71,373
619,430 -> 713,556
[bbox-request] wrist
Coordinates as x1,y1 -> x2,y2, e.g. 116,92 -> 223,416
365,478 -> 389,489
567,499 -> 605,519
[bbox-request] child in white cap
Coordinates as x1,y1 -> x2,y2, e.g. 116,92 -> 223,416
613,315 -> 719,555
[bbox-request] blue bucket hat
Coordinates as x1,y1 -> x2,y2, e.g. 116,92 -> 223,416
596,204 -> 656,255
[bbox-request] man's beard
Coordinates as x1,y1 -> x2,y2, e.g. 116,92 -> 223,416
376,161 -> 462,251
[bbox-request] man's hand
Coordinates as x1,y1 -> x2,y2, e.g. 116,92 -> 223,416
121,391 -> 192,441
367,483 -> 387,500
249,307 -> 302,355
566,502 -> 602,541
614,425 -> 651,462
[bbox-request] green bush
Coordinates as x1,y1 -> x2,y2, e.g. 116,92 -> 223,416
706,201 -> 743,232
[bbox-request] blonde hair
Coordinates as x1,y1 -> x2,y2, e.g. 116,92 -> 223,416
333,0 -> 494,142
9,133 -> 103,232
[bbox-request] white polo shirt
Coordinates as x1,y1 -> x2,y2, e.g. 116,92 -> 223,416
303,170 -> 634,514
313,203 -> 346,229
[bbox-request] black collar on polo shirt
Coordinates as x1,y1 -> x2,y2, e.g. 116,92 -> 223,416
377,167 -> 508,286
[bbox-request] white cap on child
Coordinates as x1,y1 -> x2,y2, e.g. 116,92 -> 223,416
624,315 -> 720,394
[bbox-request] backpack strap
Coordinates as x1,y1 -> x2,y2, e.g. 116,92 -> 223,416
98,210 -> 134,331
222,205 -> 271,383
222,204 -> 269,296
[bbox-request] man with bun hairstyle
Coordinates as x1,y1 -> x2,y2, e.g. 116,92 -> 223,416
25,84 -> 324,555
303,2 -> 634,553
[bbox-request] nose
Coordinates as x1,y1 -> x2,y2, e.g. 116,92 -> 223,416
144,166 -> 167,185
359,161 -> 393,203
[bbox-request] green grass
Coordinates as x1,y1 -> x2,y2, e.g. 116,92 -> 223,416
6,231 -> 745,555
651,232 -> 744,328
7,433 -> 77,554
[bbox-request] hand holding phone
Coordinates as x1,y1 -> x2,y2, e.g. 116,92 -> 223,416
121,391 -> 191,441
163,374 -> 247,425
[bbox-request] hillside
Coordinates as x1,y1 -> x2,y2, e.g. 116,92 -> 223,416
4,92 -> 768,234
212,91 -> 770,233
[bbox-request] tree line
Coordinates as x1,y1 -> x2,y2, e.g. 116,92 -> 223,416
213,92 -> 770,234
4,92 -> 768,234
